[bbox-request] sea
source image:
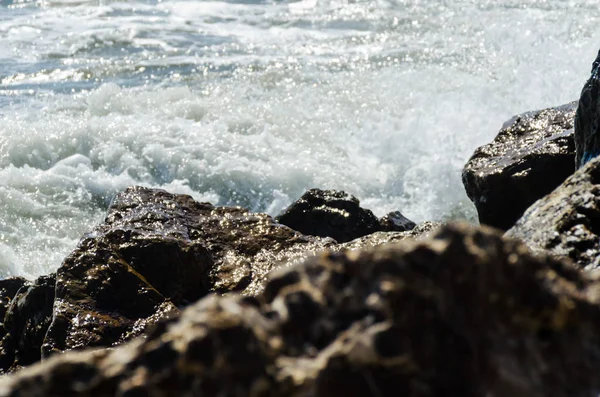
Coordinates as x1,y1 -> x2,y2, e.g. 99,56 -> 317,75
0,0 -> 598,279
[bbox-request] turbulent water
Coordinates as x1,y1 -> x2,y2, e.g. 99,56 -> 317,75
0,0 -> 598,278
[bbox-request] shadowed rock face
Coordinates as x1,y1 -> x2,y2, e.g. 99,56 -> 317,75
276,189 -> 383,243
507,155 -> 600,270
40,186 -> 334,360
462,102 -> 576,230
2,223 -> 600,397
0,276 -> 54,373
0,187 -> 432,374
575,50 -> 600,169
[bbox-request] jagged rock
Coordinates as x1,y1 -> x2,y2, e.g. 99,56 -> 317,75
276,189 -> 382,243
39,186 -> 333,361
378,210 -> 416,232
0,275 -> 55,373
0,277 -> 27,334
463,102 -> 576,230
574,49 -> 600,169
506,155 -> 600,270
2,223 -> 600,397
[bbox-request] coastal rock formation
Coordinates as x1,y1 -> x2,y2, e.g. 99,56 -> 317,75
0,278 -> 27,338
0,187 -> 433,376
378,210 -> 416,232
507,156 -> 600,270
462,102 -> 576,230
1,223 -> 600,397
41,186 -> 336,359
575,49 -> 600,169
0,275 -> 54,373
276,189 -> 383,243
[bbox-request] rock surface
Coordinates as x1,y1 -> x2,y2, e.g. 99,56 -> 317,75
40,186 -> 336,360
2,223 -> 600,397
0,187 -> 432,376
276,189 -> 383,243
378,210 -> 416,232
0,275 -> 55,373
463,102 -> 576,230
574,49 -> 600,169
507,155 -> 600,270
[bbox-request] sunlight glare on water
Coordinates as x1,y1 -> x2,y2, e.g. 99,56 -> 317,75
1,0 -> 599,277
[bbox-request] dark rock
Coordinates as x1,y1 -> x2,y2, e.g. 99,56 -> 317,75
506,155 -> 600,270
0,277 -> 27,333
276,189 -> 382,243
335,221 -> 440,251
575,50 -> 600,169
462,102 -> 576,230
378,210 -> 416,232
2,223 -> 600,397
0,275 -> 55,373
40,186 -> 333,359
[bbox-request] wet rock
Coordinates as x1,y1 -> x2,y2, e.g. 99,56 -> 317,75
276,189 -> 382,243
463,102 -> 576,230
506,155 -> 600,270
41,186 -> 332,358
3,223 -> 600,397
0,278 -> 27,334
0,275 -> 55,373
378,210 -> 416,232
575,49 -> 600,169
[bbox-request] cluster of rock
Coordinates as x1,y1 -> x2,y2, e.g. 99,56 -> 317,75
3,64 -> 600,394
0,187 -> 430,377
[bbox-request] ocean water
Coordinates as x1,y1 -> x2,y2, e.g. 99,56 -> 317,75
0,0 -> 598,279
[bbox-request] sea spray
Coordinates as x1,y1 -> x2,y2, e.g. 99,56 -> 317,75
1,0 -> 599,277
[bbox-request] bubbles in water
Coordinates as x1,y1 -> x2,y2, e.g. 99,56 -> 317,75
1,0 -> 600,278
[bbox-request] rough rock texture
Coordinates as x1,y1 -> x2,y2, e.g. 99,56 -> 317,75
41,186 -> 337,359
2,223 -> 600,397
379,210 -> 416,232
276,189 -> 383,243
463,102 -> 576,230
0,278 -> 27,336
507,155 -> 600,270
574,49 -> 600,169
0,275 -> 55,373
0,187 -> 433,373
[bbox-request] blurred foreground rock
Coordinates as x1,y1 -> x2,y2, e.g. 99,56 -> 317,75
507,155 -> 600,270
1,224 -> 600,396
463,102 -> 576,230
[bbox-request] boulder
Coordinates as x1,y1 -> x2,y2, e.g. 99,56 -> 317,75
0,277 -> 27,335
35,186 -> 334,362
378,210 -> 416,232
0,275 -> 55,373
506,155 -> 600,270
2,223 -> 600,397
276,189 -> 382,243
462,102 -> 576,230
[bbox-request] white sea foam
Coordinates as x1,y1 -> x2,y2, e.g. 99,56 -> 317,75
1,0 -> 599,278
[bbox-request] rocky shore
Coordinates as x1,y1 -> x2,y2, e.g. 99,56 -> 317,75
1,98 -> 600,395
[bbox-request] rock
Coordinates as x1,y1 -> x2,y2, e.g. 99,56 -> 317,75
335,221 -> 440,251
39,186 -> 333,360
462,102 -> 576,230
575,49 -> 600,169
0,275 -> 55,373
0,277 -> 27,334
378,210 -> 416,232
276,189 -> 382,243
2,223 -> 600,397
506,155 -> 600,270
